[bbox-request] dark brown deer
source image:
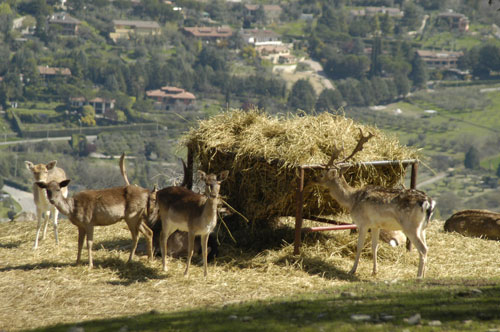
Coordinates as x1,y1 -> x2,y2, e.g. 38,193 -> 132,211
314,128 -> 436,278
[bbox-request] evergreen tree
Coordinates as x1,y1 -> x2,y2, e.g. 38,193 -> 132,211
287,79 -> 316,113
410,55 -> 428,89
464,146 -> 480,170
315,88 -> 343,112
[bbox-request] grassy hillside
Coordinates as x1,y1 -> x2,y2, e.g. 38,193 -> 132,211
1,216 -> 500,331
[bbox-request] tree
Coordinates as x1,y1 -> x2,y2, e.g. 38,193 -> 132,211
315,88 -> 343,112
80,105 -> 96,127
410,55 -> 427,89
464,146 -> 480,170
287,79 -> 316,113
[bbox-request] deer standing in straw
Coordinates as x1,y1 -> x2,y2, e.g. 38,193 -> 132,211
25,160 -> 67,249
35,156 -> 156,268
152,170 -> 229,277
314,129 -> 436,278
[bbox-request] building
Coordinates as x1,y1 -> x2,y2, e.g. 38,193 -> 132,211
416,50 -> 464,69
182,26 -> 233,44
38,66 -> 72,81
436,12 -> 469,32
243,4 -> 282,24
146,86 -> 196,110
49,12 -> 81,35
240,29 -> 282,46
110,20 -> 161,42
350,6 -> 403,18
69,97 -> 116,115
255,44 -> 295,64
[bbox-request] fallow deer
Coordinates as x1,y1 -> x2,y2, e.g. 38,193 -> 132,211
25,160 -> 68,249
444,209 -> 500,240
314,128 -> 436,278
152,170 -> 229,277
35,176 -> 156,268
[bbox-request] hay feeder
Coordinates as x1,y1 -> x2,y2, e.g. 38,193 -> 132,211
183,110 -> 420,254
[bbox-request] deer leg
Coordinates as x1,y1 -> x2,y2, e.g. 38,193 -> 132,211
126,220 -> 140,263
77,227 -> 85,265
350,225 -> 368,275
33,208 -> 44,249
405,228 -> 428,278
184,231 -> 195,277
371,228 -> 380,276
201,233 -> 209,277
139,223 -> 154,260
86,226 -> 94,269
52,207 -> 59,245
41,210 -> 50,240
160,223 -> 175,272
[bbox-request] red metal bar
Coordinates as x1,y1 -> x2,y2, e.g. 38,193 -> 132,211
303,225 -> 357,232
293,167 -> 305,255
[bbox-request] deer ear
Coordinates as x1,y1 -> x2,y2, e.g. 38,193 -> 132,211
46,161 -> 57,170
327,169 -> 337,179
59,179 -> 71,188
25,161 -> 34,171
35,181 -> 47,189
218,170 -> 229,182
197,170 -> 207,181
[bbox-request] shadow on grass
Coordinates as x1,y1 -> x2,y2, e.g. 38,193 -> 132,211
0,261 -> 73,272
27,282 -> 500,332
94,257 -> 163,285
0,240 -> 22,249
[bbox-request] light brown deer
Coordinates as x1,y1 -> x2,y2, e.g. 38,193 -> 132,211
152,170 -> 229,277
35,165 -> 156,268
314,129 -> 436,278
25,160 -> 68,249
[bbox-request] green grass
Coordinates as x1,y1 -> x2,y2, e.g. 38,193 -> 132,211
28,279 -> 500,332
276,20 -> 308,38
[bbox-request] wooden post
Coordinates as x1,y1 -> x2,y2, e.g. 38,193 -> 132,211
294,167 -> 305,255
186,146 -> 194,190
410,161 -> 418,189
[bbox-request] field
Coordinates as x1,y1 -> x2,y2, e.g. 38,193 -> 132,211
1,216 -> 500,331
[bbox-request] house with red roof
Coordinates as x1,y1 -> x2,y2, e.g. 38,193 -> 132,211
146,86 -> 196,110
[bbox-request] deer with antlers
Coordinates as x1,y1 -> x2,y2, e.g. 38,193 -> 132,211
314,128 -> 436,278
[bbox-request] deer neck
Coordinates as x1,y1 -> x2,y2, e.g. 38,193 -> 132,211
327,177 -> 356,211
52,195 -> 74,216
202,195 -> 218,219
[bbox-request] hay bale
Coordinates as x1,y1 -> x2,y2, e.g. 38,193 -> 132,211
184,109 -> 419,224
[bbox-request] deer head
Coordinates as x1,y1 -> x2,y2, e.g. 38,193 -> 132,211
318,128 -> 375,184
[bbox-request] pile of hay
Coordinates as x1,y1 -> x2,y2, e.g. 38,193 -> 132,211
184,110 -> 419,223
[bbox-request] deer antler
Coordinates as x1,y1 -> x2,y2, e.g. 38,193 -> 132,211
327,145 -> 344,167
341,128 -> 374,163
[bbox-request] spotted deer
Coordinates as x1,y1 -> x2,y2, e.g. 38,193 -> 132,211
152,170 -> 229,277
314,129 -> 436,278
25,160 -> 68,249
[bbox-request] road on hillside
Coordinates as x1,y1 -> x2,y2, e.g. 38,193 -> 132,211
3,184 -> 36,214
0,135 -> 97,146
300,59 -> 334,90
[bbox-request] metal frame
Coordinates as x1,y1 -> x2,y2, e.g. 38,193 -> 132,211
293,159 -> 419,255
